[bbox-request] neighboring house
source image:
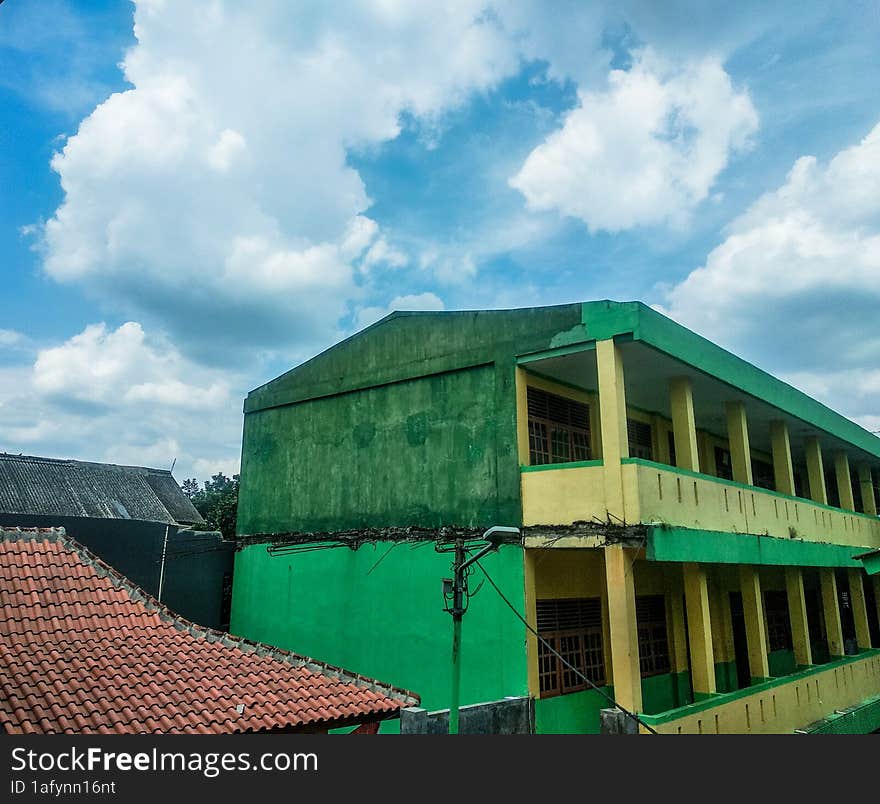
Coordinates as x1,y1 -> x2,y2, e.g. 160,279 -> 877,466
0,527 -> 417,734
0,453 -> 233,629
230,301 -> 880,734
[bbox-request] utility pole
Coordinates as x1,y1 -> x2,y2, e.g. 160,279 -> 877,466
438,526 -> 520,735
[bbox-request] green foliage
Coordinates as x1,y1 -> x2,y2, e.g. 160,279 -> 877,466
183,472 -> 239,540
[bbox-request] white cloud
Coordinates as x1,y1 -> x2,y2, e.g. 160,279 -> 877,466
354,292 -> 445,330
39,1 -> 521,358
0,322 -> 241,481
509,49 -> 758,232
660,122 -> 880,426
0,330 -> 24,347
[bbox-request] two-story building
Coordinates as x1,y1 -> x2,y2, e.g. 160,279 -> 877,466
230,301 -> 880,733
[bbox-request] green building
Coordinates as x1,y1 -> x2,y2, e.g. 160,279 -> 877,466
231,301 -> 880,733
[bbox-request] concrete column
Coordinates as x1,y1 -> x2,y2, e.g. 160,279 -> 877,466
858,465 -> 877,516
683,563 -> 716,695
805,437 -> 827,506
515,367 -> 530,466
874,578 -> 880,637
739,566 -> 770,681
784,567 -> 813,667
604,546 -> 642,712
663,565 -> 689,677
770,421 -> 796,497
820,569 -> 844,657
835,452 -> 854,511
597,339 -> 629,523
726,401 -> 753,486
670,377 -> 700,473
848,569 -> 872,650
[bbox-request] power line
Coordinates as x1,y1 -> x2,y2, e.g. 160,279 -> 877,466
474,557 -> 658,735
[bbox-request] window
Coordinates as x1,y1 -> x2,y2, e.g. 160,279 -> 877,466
764,590 -> 793,652
627,418 -> 653,460
636,595 -> 671,677
536,598 -> 605,697
527,387 -> 591,466
793,465 -> 808,499
715,446 -> 733,480
751,458 -> 775,491
852,475 -> 864,513
668,431 -> 677,467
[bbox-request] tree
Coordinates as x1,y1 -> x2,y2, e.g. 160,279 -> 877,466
182,472 -> 239,540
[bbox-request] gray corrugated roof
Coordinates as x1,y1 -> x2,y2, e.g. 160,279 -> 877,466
0,454 -> 205,526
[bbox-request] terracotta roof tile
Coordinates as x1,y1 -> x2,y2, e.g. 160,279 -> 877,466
0,527 -> 418,734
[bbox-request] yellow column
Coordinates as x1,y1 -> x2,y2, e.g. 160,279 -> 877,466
874,577 -> 880,637
858,465 -> 877,516
683,563 -> 716,695
670,377 -> 700,472
739,566 -> 770,680
515,367 -> 530,466
805,437 -> 827,506
770,421 -> 796,497
784,567 -> 813,667
604,546 -> 642,712
597,339 -> 629,523
848,569 -> 872,650
835,452 -> 854,511
820,569 -> 844,657
662,565 -> 689,685
726,401 -> 753,486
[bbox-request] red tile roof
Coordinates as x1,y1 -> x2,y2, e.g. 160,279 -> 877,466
0,527 -> 418,734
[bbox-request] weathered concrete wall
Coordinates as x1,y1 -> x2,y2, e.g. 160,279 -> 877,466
237,305 -> 584,535
400,696 -> 534,734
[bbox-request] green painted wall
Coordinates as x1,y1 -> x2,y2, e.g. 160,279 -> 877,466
238,305 -> 583,535
768,649 -> 797,678
642,672 -> 693,714
230,541 -> 529,718
534,688 -> 612,734
714,660 -> 739,693
239,365 -> 506,533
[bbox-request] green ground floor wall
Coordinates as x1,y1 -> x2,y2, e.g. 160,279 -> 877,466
231,541 -> 529,732
534,688 -> 612,734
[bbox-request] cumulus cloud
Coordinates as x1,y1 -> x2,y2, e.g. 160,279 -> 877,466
660,122 -> 880,426
354,292 -> 445,330
509,49 -> 758,232
39,1 -> 523,358
0,322 -> 240,481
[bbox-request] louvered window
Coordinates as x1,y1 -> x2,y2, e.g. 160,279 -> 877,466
536,598 -> 605,697
636,595 -> 671,677
627,418 -> 653,460
764,590 -> 793,652
527,387 -> 591,466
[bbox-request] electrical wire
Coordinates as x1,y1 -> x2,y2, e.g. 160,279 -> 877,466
473,556 -> 659,735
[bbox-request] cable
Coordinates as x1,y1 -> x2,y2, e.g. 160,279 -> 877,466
474,557 -> 658,735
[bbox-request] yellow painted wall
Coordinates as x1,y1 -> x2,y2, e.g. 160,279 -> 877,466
643,651 -> 880,734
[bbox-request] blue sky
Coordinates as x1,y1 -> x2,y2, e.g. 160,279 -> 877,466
1,0 -> 879,481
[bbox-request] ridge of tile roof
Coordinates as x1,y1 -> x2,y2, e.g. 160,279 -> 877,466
0,527 -> 419,734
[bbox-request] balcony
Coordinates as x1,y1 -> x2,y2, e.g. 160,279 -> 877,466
638,649 -> 880,734
521,458 -> 880,551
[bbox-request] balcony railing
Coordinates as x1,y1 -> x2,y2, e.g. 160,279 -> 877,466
520,457 -> 880,549
637,650 -> 880,734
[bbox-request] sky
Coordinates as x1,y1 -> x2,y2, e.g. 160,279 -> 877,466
1,0 -> 879,483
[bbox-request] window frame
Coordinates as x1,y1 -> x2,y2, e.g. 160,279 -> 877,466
526,386 -> 592,466
536,597 -> 606,698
